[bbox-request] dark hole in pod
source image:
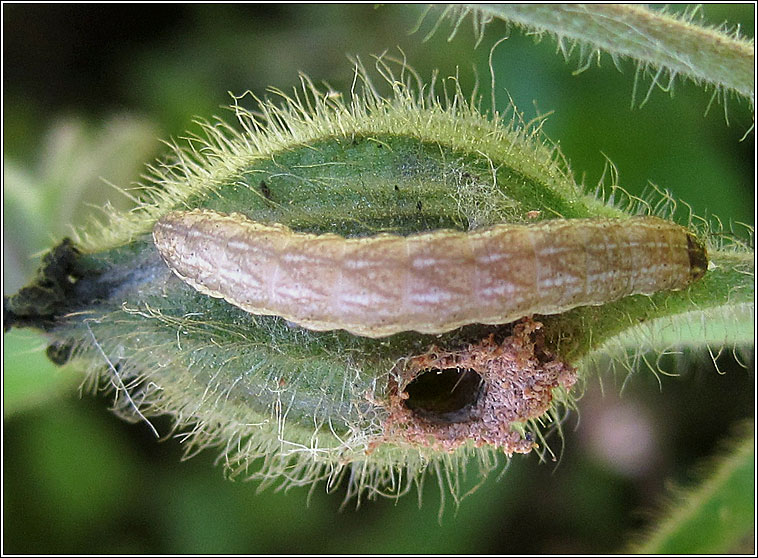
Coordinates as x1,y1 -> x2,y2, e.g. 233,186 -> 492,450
403,368 -> 485,423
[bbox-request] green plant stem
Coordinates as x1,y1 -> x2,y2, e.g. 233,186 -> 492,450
473,4 -> 755,103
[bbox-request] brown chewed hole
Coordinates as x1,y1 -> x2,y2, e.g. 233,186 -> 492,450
381,317 -> 578,455
403,367 -> 484,424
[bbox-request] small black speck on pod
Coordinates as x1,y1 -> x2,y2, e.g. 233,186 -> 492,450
258,180 -> 273,200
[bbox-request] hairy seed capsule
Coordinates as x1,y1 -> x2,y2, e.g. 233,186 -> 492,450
153,209 -> 707,337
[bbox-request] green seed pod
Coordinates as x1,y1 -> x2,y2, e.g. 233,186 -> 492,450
4,62 -> 709,500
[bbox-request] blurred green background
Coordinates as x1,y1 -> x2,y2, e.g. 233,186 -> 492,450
3,4 -> 754,554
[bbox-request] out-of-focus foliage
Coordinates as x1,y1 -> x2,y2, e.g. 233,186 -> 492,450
3,4 -> 753,554
630,421 -> 754,554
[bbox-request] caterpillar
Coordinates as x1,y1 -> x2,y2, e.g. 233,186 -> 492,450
153,209 -> 708,338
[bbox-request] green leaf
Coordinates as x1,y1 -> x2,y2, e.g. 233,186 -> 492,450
629,422 -> 755,554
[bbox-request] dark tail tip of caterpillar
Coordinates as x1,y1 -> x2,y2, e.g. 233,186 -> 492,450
686,233 -> 708,282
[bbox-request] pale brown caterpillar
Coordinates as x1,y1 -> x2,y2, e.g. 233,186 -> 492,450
153,209 -> 708,338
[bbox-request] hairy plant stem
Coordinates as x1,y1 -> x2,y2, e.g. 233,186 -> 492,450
471,4 -> 755,104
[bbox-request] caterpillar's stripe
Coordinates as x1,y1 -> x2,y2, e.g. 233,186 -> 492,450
153,209 -> 707,338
